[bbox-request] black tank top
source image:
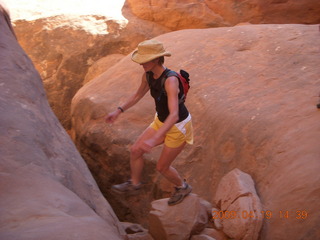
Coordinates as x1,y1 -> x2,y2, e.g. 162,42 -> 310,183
146,69 -> 189,123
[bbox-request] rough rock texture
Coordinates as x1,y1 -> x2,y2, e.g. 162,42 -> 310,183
12,0 -> 320,131
210,208 -> 222,231
148,194 -> 208,240
121,222 -> 154,240
214,169 -> 260,210
123,0 -> 227,30
71,24 -> 320,240
13,12 -> 169,130
195,228 -> 227,240
214,169 -> 263,240
0,6 -> 125,240
125,0 -> 320,29
84,53 -> 125,84
206,0 -> 320,25
190,235 -> 215,240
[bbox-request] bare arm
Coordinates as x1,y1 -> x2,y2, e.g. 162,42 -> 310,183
105,73 -> 149,123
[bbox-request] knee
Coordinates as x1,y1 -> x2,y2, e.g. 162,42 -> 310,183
130,144 -> 142,158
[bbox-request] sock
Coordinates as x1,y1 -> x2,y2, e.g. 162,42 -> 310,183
129,179 -> 141,187
177,181 -> 186,189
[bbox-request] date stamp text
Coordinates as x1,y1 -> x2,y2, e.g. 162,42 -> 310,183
212,210 -> 308,220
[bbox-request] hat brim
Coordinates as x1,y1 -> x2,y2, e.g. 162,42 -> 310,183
131,50 -> 171,64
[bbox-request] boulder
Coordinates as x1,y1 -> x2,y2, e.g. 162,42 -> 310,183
124,0 -> 227,30
195,228 -> 227,240
71,24 -> 320,240
84,54 -> 125,84
11,0 -> 320,131
125,0 -> 320,29
13,12 -> 169,130
214,169 -> 263,240
206,0 -> 320,25
210,208 -> 222,231
148,194 -> 208,240
222,196 -> 262,240
121,222 -> 154,240
214,168 -> 259,210
0,6 -> 124,240
190,235 -> 216,240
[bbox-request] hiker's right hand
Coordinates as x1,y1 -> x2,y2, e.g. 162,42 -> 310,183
105,110 -> 120,123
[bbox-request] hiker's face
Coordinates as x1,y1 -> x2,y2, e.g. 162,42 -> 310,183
141,59 -> 158,72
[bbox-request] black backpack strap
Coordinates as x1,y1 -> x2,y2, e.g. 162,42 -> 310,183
161,69 -> 180,88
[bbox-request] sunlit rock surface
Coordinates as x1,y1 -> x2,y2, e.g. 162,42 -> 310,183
71,24 -> 320,240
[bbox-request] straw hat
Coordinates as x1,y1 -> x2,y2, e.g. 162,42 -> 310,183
131,39 -> 171,64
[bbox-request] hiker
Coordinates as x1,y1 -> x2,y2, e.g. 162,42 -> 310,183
105,39 -> 193,205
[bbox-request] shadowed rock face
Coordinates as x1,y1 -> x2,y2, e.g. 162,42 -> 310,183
71,24 -> 320,239
0,7 -> 125,240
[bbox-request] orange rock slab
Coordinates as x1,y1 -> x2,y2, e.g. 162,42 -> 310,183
71,24 -> 320,239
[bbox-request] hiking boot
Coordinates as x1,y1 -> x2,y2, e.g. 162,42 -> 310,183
111,180 -> 142,194
168,181 -> 192,206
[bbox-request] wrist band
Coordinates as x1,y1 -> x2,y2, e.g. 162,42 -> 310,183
117,106 -> 124,113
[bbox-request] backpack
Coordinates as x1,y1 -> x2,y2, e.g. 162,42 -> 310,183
147,68 -> 190,104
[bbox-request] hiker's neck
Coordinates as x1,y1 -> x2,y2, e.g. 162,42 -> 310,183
152,65 -> 166,79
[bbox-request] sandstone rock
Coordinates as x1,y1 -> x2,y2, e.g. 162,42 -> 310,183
127,233 -> 154,240
197,228 -> 227,240
13,13 -> 168,130
190,235 -> 216,240
206,0 -> 320,25
84,54 -> 125,84
122,222 -> 146,234
0,7 -> 124,240
214,169 -> 262,240
210,208 -> 222,230
12,0 -> 320,132
126,0 -> 320,29
214,168 -> 258,210
199,198 -> 214,219
121,222 -> 154,240
71,24 -> 320,240
222,196 -> 262,240
124,0 -> 227,30
148,194 -> 208,240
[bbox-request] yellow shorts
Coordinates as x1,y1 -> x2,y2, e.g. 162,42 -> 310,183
149,114 -> 194,148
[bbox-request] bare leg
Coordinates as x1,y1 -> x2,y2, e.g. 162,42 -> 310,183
130,127 -> 164,185
156,142 -> 186,186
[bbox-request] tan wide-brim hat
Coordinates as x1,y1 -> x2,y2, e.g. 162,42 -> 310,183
131,39 -> 171,64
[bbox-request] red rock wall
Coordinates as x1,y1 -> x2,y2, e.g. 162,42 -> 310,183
126,0 -> 320,29
13,0 -> 320,131
0,7 -> 125,240
71,24 -> 320,239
